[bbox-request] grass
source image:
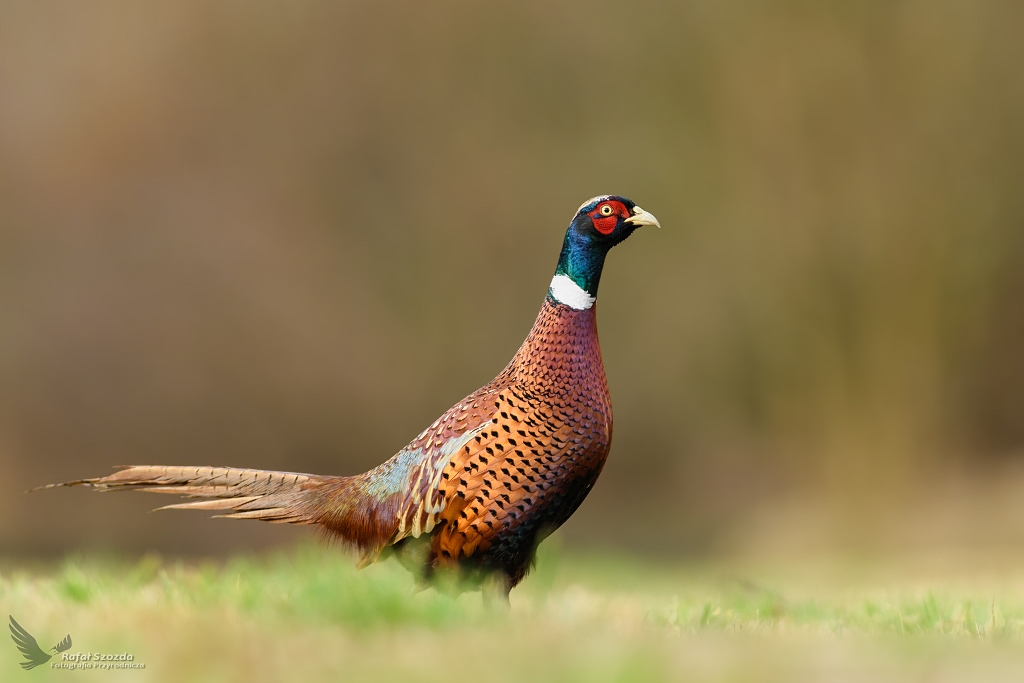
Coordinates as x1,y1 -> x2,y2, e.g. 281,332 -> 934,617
4,541 -> 1024,682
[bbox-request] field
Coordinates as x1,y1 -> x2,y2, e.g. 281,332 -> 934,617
4,542 -> 1024,682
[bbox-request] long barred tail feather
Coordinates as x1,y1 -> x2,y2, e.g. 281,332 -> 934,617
35,466 -> 332,525
35,465 -> 402,564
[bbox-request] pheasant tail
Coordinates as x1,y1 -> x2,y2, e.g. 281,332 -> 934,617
38,466 -> 400,561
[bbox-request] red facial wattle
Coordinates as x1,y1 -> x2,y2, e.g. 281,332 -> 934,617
589,201 -> 629,235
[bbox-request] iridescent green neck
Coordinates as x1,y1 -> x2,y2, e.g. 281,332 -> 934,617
553,230 -> 609,298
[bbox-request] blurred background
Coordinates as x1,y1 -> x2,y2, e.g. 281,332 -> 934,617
1,0 -> 1022,561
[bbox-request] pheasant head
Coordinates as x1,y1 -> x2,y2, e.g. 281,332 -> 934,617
549,195 -> 660,310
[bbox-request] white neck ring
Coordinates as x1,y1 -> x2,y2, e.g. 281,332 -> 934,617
548,274 -> 595,310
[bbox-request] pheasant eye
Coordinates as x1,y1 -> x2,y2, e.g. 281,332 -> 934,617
599,204 -> 614,216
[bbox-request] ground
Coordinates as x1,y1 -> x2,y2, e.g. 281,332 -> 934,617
4,541 -> 1024,682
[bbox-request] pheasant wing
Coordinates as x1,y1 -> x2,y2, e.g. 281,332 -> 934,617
387,388 -> 501,548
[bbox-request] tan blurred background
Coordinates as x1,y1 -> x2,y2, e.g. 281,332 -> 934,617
1,0 -> 1023,560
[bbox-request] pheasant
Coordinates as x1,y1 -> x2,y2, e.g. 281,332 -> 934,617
42,195 -> 659,597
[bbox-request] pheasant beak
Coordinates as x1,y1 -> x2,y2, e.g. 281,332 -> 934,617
625,206 -> 660,229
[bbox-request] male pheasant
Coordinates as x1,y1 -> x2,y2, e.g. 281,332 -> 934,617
43,195 -> 659,597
